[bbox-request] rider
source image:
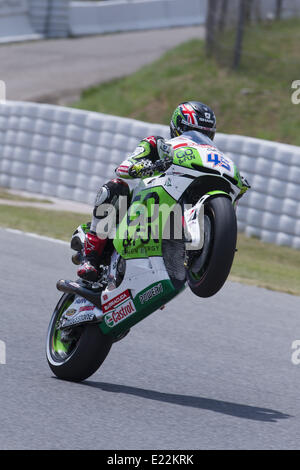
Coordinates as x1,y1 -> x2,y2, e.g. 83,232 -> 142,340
74,101 -> 217,282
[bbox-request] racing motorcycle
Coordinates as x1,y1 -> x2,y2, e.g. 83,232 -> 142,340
46,133 -> 250,382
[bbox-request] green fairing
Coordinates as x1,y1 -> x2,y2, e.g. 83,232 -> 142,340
236,170 -> 249,195
207,190 -> 230,197
173,147 -> 202,169
173,147 -> 245,197
233,167 -> 244,189
99,279 -> 182,337
113,186 -> 177,260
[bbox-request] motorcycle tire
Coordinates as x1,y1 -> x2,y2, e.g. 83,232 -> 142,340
186,196 -> 237,298
46,293 -> 113,382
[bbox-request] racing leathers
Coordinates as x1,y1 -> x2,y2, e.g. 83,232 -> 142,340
115,135 -> 173,179
75,135 -> 173,281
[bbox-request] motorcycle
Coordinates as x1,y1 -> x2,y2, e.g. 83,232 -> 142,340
46,133 -> 250,382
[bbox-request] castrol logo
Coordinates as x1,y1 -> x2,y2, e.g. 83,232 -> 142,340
104,299 -> 136,328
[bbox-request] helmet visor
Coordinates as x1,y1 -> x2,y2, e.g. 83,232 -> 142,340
181,118 -> 216,135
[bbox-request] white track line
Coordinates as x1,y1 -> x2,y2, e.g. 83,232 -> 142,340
2,228 -> 68,245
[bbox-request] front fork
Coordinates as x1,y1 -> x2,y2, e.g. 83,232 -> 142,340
183,191 -> 231,268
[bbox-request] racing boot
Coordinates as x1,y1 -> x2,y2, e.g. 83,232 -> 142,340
77,232 -> 107,282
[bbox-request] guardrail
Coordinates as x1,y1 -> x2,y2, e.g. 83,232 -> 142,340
0,100 -> 299,249
0,0 -> 41,43
29,0 -> 69,38
3,0 -> 300,43
69,0 -> 206,36
69,0 -> 300,37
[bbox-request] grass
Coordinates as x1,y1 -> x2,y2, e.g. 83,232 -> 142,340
232,234 -> 300,296
0,205 -> 299,296
72,19 -> 300,146
0,188 -> 52,204
0,205 -> 87,241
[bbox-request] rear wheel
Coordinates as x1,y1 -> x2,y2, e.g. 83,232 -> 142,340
46,293 -> 113,382
186,196 -> 237,298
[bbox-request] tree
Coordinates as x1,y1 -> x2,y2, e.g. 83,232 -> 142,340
205,0 -> 219,57
275,0 -> 283,20
232,0 -> 246,69
245,0 -> 254,24
218,0 -> 229,32
253,0 -> 262,22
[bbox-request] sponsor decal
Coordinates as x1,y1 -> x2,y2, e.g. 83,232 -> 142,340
69,282 -> 80,288
79,305 -> 95,312
75,297 -> 87,305
65,308 -> 77,317
64,312 -> 95,327
102,289 -> 131,313
105,313 -> 114,328
104,299 -> 136,328
139,283 -> 164,304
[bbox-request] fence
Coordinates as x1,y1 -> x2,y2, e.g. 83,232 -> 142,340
2,0 -> 300,42
69,0 -> 206,35
0,0 -> 41,43
0,101 -> 299,248
28,0 -> 69,38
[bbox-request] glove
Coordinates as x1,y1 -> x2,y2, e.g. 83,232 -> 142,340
153,158 -> 172,173
129,158 -> 172,178
128,159 -> 154,178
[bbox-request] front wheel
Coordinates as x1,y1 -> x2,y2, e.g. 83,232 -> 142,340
186,196 -> 237,298
46,293 -> 113,382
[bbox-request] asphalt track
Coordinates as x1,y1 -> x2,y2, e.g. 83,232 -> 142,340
0,26 -> 204,103
0,227 -> 300,450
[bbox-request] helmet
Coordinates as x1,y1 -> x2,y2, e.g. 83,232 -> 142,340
170,101 -> 216,140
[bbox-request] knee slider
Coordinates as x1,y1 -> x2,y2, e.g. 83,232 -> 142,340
93,179 -> 130,219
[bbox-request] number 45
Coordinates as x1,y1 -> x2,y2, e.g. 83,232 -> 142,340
207,153 -> 231,171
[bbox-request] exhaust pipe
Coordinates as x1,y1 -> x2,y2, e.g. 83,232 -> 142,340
56,279 -> 102,309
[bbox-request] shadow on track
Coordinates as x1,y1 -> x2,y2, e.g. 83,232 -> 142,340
81,381 -> 290,423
